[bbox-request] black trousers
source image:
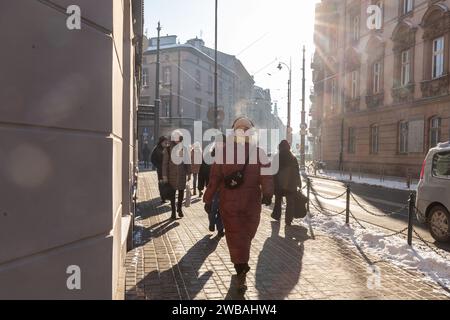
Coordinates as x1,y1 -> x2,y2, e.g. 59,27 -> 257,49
170,190 -> 184,215
272,193 -> 295,224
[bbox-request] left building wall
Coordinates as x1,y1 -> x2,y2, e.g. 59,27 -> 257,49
0,0 -> 141,299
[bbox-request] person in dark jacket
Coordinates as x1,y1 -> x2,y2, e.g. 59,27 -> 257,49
198,150 -> 212,198
142,144 -> 151,169
151,136 -> 169,202
162,131 -> 191,219
271,140 -> 301,226
204,118 -> 274,292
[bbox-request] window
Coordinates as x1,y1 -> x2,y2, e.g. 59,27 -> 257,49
402,0 -> 413,15
348,127 -> 356,154
195,98 -> 202,119
208,76 -> 213,95
376,1 -> 384,26
430,117 -> 441,148
219,81 -> 223,100
162,98 -> 170,117
351,71 -> 359,99
352,15 -> 360,42
140,96 -> 150,105
331,78 -> 338,107
432,37 -> 444,79
195,69 -> 201,90
373,62 -> 381,94
163,67 -> 171,85
432,151 -> 450,179
401,50 -> 411,86
370,125 -> 379,154
399,121 -> 409,154
142,68 -> 149,87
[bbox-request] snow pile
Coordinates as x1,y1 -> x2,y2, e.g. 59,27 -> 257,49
301,211 -> 450,295
312,170 -> 418,191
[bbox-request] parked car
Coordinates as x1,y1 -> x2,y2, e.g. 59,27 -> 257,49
416,141 -> 450,242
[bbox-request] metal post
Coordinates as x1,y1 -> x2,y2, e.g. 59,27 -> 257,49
154,22 -> 161,144
408,193 -> 415,246
214,0 -> 218,129
346,185 -> 351,224
307,178 -> 311,213
300,46 -> 306,169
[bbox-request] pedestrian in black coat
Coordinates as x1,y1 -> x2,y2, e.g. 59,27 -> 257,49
271,140 -> 301,226
151,136 -> 169,202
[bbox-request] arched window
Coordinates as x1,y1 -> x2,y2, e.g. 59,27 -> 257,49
391,20 -> 417,103
370,124 -> 379,154
430,116 -> 442,148
399,121 -> 409,154
420,4 -> 450,98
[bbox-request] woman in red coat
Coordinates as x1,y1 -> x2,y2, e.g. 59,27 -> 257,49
203,117 -> 274,291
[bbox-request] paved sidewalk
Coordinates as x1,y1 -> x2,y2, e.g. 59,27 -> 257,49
125,172 -> 449,300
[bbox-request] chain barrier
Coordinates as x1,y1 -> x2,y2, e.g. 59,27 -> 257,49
415,206 -> 450,236
378,227 -> 409,239
350,193 -> 409,217
310,200 -> 346,217
413,230 -> 449,260
310,186 -> 347,200
349,211 -> 366,229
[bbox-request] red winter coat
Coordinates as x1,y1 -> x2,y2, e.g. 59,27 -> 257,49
203,142 -> 274,264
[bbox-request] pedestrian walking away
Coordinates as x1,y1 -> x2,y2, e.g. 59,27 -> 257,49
271,140 -> 302,226
143,143 -> 151,169
198,150 -> 212,198
190,142 -> 202,196
162,131 -> 191,219
151,136 -> 169,203
203,117 -> 274,292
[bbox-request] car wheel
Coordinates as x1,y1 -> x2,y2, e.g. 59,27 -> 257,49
428,205 -> 450,242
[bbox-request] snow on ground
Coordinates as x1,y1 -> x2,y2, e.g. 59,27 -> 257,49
300,210 -> 450,295
310,170 -> 418,191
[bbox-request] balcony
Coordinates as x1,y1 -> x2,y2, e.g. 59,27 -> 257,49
365,92 -> 384,109
345,97 -> 361,112
392,83 -> 415,103
420,74 -> 450,98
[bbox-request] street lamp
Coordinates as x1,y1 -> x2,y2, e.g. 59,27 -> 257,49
277,60 -> 292,144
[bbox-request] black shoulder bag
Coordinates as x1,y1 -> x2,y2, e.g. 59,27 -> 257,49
223,155 -> 249,190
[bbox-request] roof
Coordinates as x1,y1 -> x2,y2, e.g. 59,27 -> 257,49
144,43 -> 236,76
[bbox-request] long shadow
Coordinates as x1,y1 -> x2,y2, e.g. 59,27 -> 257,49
133,218 -> 180,249
130,235 -> 220,300
255,222 -> 308,300
137,198 -> 172,219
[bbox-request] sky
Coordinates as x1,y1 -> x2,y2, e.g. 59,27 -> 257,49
144,0 -> 320,132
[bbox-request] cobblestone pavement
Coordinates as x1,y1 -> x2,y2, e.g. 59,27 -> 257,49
125,172 -> 450,300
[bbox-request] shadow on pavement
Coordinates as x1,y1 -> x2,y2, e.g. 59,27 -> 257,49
255,222 -> 308,300
137,198 -> 172,218
131,235 -> 220,300
133,218 -> 180,248
224,276 -> 246,300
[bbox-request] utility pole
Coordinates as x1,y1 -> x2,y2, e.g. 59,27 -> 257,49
154,22 -> 161,144
300,45 -> 307,169
287,59 -> 292,144
214,0 -> 219,129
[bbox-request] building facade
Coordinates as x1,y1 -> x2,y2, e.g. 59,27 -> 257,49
311,0 -> 450,177
0,0 -> 143,299
139,36 -> 255,154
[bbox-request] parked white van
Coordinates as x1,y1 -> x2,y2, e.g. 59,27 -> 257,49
416,141 -> 450,242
